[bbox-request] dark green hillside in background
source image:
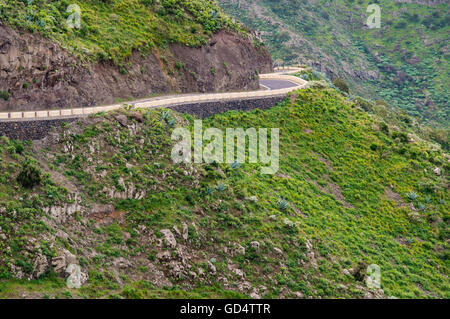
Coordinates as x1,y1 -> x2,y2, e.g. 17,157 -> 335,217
219,0 -> 449,127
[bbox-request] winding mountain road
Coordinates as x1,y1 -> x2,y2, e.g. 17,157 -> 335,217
0,67 -> 306,121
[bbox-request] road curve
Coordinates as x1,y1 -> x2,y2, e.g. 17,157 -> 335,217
260,79 -> 299,90
0,67 -> 306,121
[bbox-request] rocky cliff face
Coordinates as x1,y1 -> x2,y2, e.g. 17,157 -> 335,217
0,25 -> 272,111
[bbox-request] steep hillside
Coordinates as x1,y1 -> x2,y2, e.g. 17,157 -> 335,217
0,88 -> 448,298
218,0 -> 449,126
0,0 -> 272,111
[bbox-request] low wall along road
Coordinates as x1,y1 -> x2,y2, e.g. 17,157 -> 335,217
0,68 -> 307,139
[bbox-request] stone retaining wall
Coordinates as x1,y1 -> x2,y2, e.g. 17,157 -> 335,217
169,95 -> 286,118
0,95 -> 287,140
0,118 -> 78,140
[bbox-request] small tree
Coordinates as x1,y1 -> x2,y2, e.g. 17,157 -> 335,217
17,161 -> 41,188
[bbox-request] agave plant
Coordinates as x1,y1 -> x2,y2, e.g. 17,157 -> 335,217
230,160 -> 241,170
277,198 -> 289,210
161,110 -> 171,121
406,191 -> 418,201
417,203 -> 426,211
167,118 -> 176,127
206,187 -> 213,195
216,183 -> 227,192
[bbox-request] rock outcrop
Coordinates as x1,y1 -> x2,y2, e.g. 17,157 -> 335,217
0,25 -> 272,112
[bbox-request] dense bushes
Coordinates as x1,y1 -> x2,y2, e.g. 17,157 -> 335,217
219,0 -> 449,126
332,78 -> 349,94
0,91 -> 9,101
17,161 -> 42,188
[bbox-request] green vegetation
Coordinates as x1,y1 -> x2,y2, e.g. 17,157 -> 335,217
0,87 -> 447,298
0,91 -> 9,101
295,67 -> 449,152
218,0 -> 449,126
0,0 -> 246,65
17,160 -> 42,189
332,78 -> 349,94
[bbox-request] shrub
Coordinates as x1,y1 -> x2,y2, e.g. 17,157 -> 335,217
12,141 -> 24,154
0,90 -> 9,101
354,97 -> 373,112
17,161 -> 42,188
175,61 -> 184,70
332,78 -> 349,94
379,122 -> 389,135
392,131 -> 409,143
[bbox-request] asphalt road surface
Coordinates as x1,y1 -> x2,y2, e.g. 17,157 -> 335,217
259,79 -> 299,90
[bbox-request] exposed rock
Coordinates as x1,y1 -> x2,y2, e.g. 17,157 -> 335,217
294,291 -> 304,299
342,269 -> 352,276
233,268 -> 245,278
130,111 -> 144,123
160,229 -> 177,248
113,257 -> 132,269
173,225 -> 181,238
168,261 -> 185,279
156,251 -> 171,261
208,261 -> 217,274
233,243 -> 246,255
305,239 -> 318,269
55,230 -> 69,241
0,226 -> 6,240
274,247 -> 283,255
42,194 -> 83,223
90,203 -> 114,216
250,241 -> 260,249
32,253 -> 48,279
0,25 -> 272,113
363,288 -> 386,299
52,249 -> 77,274
114,114 -> 128,127
182,223 -> 189,241
250,292 -> 261,299
433,167 -> 441,176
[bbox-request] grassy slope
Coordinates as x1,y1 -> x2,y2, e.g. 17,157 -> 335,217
0,88 -> 448,299
218,0 -> 449,126
0,0 -> 246,64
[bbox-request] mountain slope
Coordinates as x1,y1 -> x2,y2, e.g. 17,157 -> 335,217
0,88 -> 448,298
218,0 -> 449,126
0,0 -> 272,111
